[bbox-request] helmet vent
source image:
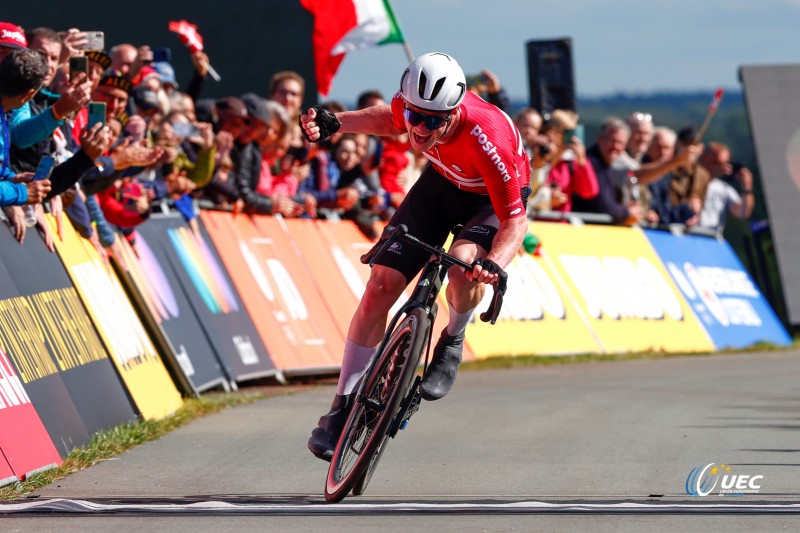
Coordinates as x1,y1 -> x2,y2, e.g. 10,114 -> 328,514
418,71 -> 428,100
428,77 -> 445,102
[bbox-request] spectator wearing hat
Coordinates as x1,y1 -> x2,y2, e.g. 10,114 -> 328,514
195,96 -> 249,207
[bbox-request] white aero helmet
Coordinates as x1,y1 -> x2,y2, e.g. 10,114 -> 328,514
400,52 -> 466,113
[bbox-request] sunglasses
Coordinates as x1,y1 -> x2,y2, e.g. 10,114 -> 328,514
403,107 -> 450,130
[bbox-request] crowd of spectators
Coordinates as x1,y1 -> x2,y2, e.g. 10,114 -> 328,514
0,19 -> 754,266
519,106 -> 754,236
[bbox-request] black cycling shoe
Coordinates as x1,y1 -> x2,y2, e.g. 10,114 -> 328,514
308,393 -> 354,462
420,330 -> 464,401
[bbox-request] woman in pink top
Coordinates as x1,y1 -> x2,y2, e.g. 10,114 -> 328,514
545,110 -> 599,213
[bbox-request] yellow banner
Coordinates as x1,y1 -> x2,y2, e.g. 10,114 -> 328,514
531,222 -> 714,353
47,216 -> 182,419
464,227 -> 603,359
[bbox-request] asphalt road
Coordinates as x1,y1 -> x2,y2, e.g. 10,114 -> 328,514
3,350 -> 800,531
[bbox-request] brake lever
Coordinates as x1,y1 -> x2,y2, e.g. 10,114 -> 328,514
479,270 -> 507,325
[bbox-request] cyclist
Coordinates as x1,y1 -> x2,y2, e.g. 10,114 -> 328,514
302,52 -> 530,461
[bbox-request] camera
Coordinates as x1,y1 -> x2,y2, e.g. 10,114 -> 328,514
76,31 -> 105,52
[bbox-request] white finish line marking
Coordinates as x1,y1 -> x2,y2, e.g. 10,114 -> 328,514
3,498 -> 800,515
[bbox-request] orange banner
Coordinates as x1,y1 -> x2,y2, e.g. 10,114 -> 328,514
201,212 -> 343,373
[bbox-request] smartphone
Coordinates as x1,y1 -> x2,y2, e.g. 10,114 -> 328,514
151,47 -> 172,64
69,56 -> 88,81
33,155 -> 56,181
563,124 -> 585,145
172,122 -> 200,138
87,101 -> 107,129
121,182 -> 144,211
77,31 -> 105,51
465,73 -> 487,87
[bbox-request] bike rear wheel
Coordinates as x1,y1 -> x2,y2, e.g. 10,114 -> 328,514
325,308 -> 429,503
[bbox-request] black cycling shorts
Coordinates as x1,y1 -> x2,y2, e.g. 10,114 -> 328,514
374,164 -> 528,283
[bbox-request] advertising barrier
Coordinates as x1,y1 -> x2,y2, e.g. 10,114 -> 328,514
112,231 -> 230,394
467,222 -> 716,357
0,345 -> 61,482
645,230 -> 791,349
536,223 -> 715,353
139,215 -> 276,383
0,227 -> 136,457
201,211 -> 343,374
47,215 -> 183,420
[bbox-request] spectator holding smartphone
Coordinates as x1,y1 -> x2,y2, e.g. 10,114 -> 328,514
544,110 -> 599,214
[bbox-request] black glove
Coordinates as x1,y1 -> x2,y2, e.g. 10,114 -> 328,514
299,105 -> 341,143
472,257 -> 503,276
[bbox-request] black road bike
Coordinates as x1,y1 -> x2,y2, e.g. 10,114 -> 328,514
324,224 -> 507,503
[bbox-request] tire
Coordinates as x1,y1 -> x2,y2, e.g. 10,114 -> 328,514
325,308 -> 430,503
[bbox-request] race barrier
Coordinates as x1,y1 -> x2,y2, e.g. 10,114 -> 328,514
465,222 -> 790,358
645,230 -> 791,349
136,215 -> 276,384
0,224 -> 137,463
0,211 -> 791,485
111,226 -> 232,394
47,215 -> 183,420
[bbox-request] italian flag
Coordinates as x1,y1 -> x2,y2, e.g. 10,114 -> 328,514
301,0 -> 406,96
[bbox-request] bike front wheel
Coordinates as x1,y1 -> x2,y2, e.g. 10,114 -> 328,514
325,308 -> 430,503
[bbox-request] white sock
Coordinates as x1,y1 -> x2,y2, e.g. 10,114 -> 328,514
446,301 -> 475,338
336,339 -> 378,395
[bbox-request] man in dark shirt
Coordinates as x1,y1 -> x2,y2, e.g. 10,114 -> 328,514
572,117 -> 643,225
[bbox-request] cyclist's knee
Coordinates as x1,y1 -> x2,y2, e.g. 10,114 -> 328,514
362,267 -> 406,309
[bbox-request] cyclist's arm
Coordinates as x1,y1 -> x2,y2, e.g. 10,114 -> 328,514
486,215 -> 527,269
336,105 -> 404,137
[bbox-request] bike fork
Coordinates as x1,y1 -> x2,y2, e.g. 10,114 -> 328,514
387,376 -> 422,438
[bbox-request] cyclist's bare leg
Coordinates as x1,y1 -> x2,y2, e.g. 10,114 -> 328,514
347,265 -> 408,347
309,265 -> 408,460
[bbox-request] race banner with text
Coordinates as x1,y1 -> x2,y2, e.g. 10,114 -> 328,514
465,223 -> 604,358
139,214 -> 276,383
201,212 -> 344,374
645,230 -> 791,349
0,228 -> 136,457
47,215 -> 183,419
472,222 -> 715,355
112,231 -> 230,394
546,223 -> 714,352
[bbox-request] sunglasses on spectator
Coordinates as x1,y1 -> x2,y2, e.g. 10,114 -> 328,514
632,112 -> 653,122
403,107 -> 450,130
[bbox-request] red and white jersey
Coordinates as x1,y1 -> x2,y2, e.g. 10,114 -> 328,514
391,91 -> 530,221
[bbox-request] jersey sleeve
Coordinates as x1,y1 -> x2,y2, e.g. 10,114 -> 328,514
390,91 -> 406,132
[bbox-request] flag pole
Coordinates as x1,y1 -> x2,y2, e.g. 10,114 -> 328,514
402,41 -> 414,63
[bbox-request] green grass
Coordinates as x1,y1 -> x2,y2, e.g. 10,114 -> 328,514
0,389 -> 281,502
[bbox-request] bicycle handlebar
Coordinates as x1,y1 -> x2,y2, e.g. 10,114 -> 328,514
359,225 -> 507,325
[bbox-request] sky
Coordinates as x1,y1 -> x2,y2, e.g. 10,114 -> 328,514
325,0 -> 800,103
